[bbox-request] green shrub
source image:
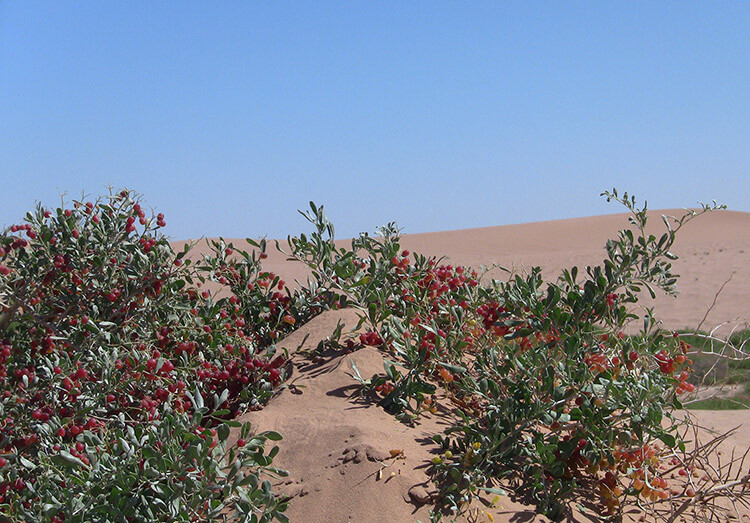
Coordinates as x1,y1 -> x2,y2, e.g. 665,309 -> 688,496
0,190 -> 304,522
288,191 -> 726,519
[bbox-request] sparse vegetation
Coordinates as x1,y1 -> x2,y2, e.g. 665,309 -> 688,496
2,189 -> 747,522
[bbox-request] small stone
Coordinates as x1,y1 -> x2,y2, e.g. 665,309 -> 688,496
408,484 -> 435,504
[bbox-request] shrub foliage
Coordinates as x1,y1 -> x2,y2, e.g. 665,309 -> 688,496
0,190 -> 334,522
287,191 -> 726,519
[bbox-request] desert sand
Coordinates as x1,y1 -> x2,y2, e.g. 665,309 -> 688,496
175,209 -> 750,522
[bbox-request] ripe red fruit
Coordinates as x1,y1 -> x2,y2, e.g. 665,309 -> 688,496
237,438 -> 246,447
0,457 -> 6,467
603,471 -> 617,489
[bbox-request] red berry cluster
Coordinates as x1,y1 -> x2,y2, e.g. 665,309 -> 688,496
360,331 -> 383,346
0,191 -> 304,520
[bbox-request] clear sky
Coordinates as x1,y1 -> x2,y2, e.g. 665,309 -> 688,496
2,2 -> 748,241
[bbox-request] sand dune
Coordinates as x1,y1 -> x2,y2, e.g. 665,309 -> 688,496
173,209 -> 750,522
176,209 -> 750,333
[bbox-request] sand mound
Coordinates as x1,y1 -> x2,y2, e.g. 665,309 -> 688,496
235,309 -> 550,522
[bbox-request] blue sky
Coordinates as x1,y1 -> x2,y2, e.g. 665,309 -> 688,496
1,2 -> 748,240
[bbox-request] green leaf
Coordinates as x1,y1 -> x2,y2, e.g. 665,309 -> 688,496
656,433 -> 676,448
437,362 -> 467,374
51,451 -> 87,469
19,456 -> 37,470
478,486 -> 507,496
217,423 -> 230,442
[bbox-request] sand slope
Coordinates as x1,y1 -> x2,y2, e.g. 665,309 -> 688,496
235,309 -> 551,523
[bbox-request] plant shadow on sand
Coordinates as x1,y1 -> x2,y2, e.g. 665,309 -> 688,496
288,339 -> 361,379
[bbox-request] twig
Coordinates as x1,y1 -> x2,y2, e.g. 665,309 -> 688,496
694,273 -> 733,334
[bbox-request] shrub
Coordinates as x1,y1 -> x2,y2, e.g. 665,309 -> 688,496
0,190 -> 297,522
288,192 -> 728,519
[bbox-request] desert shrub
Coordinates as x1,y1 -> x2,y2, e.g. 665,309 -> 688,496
286,204 -> 484,417
288,192 -> 728,519
195,236 -> 338,352
0,190 -> 300,522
